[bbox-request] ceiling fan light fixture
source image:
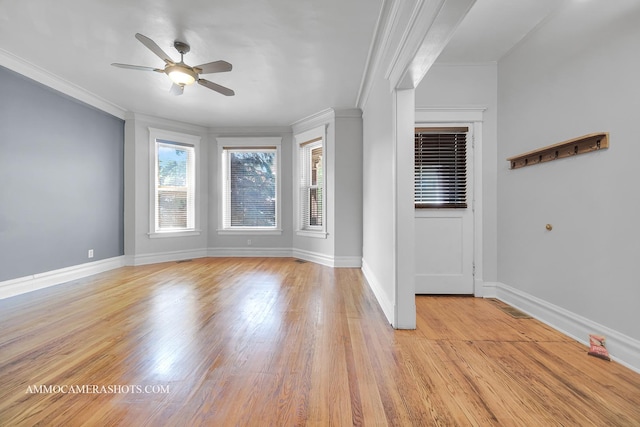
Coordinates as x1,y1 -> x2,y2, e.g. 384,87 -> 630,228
113,34 -> 234,96
166,65 -> 197,86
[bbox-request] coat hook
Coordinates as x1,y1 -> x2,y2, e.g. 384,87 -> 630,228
546,224 -> 553,231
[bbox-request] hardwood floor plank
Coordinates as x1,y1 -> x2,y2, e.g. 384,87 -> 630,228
346,318 -> 388,426
1,258 -> 639,426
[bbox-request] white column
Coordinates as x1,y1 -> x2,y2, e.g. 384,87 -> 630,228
393,88 -> 416,329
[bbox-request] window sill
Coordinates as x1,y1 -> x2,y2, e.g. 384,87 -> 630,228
296,230 -> 328,239
217,228 -> 283,236
148,229 -> 201,239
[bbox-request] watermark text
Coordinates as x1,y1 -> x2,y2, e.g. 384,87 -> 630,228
26,384 -> 170,394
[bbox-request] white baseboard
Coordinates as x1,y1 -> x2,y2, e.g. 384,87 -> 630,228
292,248 -> 334,267
133,247 -> 360,267
125,247 -> 359,267
0,248 -> 363,300
0,256 -> 126,300
480,281 -> 498,298
361,259 -> 394,325
129,249 -> 209,266
291,249 -> 362,268
208,247 -> 293,258
334,255 -> 363,268
493,282 -> 640,374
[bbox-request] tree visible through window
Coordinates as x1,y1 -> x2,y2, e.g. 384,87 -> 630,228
223,149 -> 277,228
156,141 -> 195,230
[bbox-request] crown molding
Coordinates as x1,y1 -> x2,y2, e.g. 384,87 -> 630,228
385,0 -> 443,87
357,0 -> 476,108
290,108 -> 336,133
0,48 -> 126,119
431,61 -> 498,68
126,112 -> 208,135
209,126 -> 293,137
356,0 -> 400,110
333,108 -> 363,118
387,0 -> 476,90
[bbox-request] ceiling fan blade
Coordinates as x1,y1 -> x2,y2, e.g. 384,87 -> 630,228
198,78 -> 235,96
194,60 -> 232,74
135,33 -> 175,65
169,83 -> 184,96
111,63 -> 164,72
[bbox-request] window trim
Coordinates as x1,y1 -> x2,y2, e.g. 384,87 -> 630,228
148,128 -> 201,238
294,125 -> 327,239
216,137 -> 283,235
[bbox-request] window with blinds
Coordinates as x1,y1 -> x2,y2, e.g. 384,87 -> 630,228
155,140 -> 196,231
299,139 -> 324,230
414,127 -> 468,208
222,148 -> 278,229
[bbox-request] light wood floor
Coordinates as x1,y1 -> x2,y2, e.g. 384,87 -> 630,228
1,258 -> 639,426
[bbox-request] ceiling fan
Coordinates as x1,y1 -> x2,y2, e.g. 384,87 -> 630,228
112,33 -> 234,96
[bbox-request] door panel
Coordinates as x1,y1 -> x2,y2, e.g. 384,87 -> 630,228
415,217 -> 462,274
414,212 -> 473,294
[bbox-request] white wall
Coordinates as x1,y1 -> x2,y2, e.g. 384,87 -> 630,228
362,76 -> 396,322
361,0 -> 420,327
416,63 -> 498,284
360,0 -> 477,327
497,0 -> 640,356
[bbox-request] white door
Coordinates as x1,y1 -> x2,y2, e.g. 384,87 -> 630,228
414,125 -> 474,294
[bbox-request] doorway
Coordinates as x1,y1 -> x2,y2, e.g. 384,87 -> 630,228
414,124 -> 474,294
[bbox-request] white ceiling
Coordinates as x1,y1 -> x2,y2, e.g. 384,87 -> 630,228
0,0 -> 566,128
436,0 -> 563,63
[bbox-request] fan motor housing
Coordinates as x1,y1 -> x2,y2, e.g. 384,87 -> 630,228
174,41 -> 191,55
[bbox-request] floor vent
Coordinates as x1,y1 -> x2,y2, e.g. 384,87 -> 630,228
489,299 -> 532,319
176,259 -> 193,263
294,259 -> 307,264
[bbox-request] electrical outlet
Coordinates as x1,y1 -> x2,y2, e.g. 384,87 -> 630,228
88,249 -> 94,259
247,239 -> 252,246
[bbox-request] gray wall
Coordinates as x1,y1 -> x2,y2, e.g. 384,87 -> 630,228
0,66 -> 124,281
208,129 -> 294,253
124,113 -> 209,263
497,1 -> 640,341
292,109 -> 363,266
124,113 -> 362,267
333,113 -> 363,259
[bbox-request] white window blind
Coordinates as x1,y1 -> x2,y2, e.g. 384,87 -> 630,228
414,127 -> 468,208
155,140 -> 196,231
299,139 -> 323,230
222,148 -> 278,228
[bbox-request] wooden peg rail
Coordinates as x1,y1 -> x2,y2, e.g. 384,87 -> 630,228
507,132 -> 609,169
